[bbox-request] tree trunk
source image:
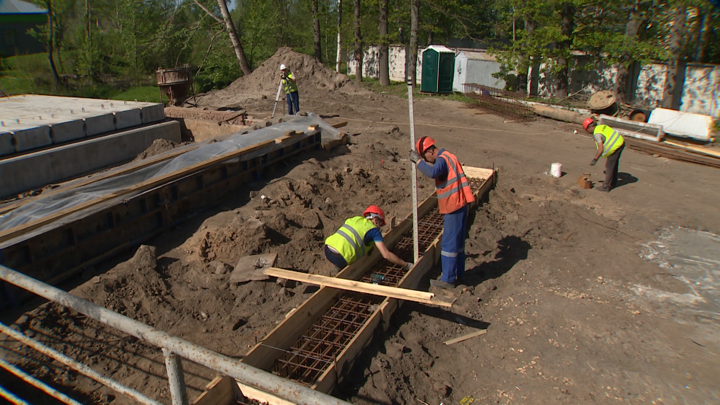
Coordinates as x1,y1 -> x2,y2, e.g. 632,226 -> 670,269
614,0 -> 642,103
525,18 -> 538,96
354,0 -> 362,83
336,0 -> 342,71
46,0 -> 60,86
698,7 -> 712,63
408,0 -> 419,85
312,0 -> 321,62
379,0 -> 389,85
217,0 -> 252,75
662,4 -> 686,109
554,2 -> 575,99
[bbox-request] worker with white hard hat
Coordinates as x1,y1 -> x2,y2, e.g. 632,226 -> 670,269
278,64 -> 299,115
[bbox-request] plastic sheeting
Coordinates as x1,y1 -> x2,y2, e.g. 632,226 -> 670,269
0,113 -> 341,233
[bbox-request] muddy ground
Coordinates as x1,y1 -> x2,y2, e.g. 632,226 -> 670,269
1,48 -> 719,404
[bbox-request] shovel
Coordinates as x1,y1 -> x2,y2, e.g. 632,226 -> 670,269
271,80 -> 283,118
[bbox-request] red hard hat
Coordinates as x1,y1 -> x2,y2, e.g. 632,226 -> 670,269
415,136 -> 436,155
582,118 -> 594,131
363,205 -> 386,226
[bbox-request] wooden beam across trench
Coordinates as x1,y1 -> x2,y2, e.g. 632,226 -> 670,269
225,166 -> 497,404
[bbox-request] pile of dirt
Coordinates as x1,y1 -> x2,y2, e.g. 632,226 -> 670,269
192,47 -> 371,113
132,138 -> 181,161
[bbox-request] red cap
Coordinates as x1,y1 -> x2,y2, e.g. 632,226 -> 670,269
582,118 -> 594,131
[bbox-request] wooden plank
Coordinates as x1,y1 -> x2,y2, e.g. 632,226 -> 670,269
264,267 -> 454,308
331,121 -> 348,128
0,145 -> 199,215
443,329 -> 487,345
236,382 -> 296,405
664,140 -> 720,158
0,139 -> 276,244
193,376 -> 241,405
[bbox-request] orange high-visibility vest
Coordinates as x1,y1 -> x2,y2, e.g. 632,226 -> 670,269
435,150 -> 475,214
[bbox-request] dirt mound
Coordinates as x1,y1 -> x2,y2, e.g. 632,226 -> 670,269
228,47 -> 366,95
133,138 -> 180,161
192,47 -> 370,112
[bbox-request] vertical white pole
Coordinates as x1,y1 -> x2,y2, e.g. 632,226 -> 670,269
407,78 -> 419,263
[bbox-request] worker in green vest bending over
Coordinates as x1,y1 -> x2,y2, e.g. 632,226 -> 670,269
324,205 -> 413,272
583,118 -> 625,192
279,64 -> 299,115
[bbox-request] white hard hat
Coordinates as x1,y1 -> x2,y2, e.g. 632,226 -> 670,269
280,64 -> 287,70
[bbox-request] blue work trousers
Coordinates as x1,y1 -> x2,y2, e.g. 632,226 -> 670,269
440,205 -> 468,283
286,91 -> 299,115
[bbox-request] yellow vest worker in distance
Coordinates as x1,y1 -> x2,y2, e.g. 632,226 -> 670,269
278,64 -> 299,115
409,137 -> 475,290
324,205 -> 412,272
583,118 -> 625,192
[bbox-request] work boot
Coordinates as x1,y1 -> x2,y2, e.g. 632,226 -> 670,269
595,186 -> 610,192
430,278 -> 455,289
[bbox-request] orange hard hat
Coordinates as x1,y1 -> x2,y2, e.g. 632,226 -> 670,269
582,118 -> 595,131
363,205 -> 386,226
415,136 -> 436,155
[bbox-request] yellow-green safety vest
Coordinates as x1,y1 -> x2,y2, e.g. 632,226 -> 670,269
594,124 -> 624,158
282,72 -> 298,94
325,216 -> 376,265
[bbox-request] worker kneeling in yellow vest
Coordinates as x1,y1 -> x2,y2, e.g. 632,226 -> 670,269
583,118 -> 625,192
324,205 -> 412,272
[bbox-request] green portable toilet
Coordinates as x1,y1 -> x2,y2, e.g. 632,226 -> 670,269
421,45 -> 455,93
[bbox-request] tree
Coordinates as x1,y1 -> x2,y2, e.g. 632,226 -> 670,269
194,0 -> 252,75
662,2 -> 687,109
336,0 -> 343,71
379,0 -> 389,85
408,0 -> 418,85
312,0 -> 322,61
354,0 -> 363,82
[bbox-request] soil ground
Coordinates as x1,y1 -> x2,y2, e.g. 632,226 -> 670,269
1,48 -> 719,405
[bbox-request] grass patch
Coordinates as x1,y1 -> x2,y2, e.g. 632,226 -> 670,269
109,86 -> 168,103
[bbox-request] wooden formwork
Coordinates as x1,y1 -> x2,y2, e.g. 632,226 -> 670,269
222,166 -> 497,404
0,131 -> 322,307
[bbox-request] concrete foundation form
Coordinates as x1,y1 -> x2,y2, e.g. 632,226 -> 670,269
0,95 -> 166,157
0,120 -> 182,198
0,114 -> 344,307
225,167 -> 496,404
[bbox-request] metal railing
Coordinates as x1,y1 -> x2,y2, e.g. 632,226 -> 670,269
0,264 -> 351,405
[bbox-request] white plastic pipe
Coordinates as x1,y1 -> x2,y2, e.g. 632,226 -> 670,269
0,265 -> 351,405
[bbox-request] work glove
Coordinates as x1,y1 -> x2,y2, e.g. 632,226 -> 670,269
409,150 -> 421,164
590,158 -> 598,166
405,262 -> 414,270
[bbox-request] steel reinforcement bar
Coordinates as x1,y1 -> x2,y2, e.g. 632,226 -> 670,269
236,167 -> 496,401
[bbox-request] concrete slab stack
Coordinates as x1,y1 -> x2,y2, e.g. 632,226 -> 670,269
0,95 -> 179,198
0,95 -> 167,156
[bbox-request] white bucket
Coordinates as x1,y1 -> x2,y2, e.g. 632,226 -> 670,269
551,163 -> 563,178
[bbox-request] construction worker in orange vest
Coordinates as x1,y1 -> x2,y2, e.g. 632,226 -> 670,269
324,205 -> 413,272
409,137 -> 475,289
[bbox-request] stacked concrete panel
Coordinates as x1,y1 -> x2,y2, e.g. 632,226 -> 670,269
0,95 -> 166,157
0,95 -> 179,198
